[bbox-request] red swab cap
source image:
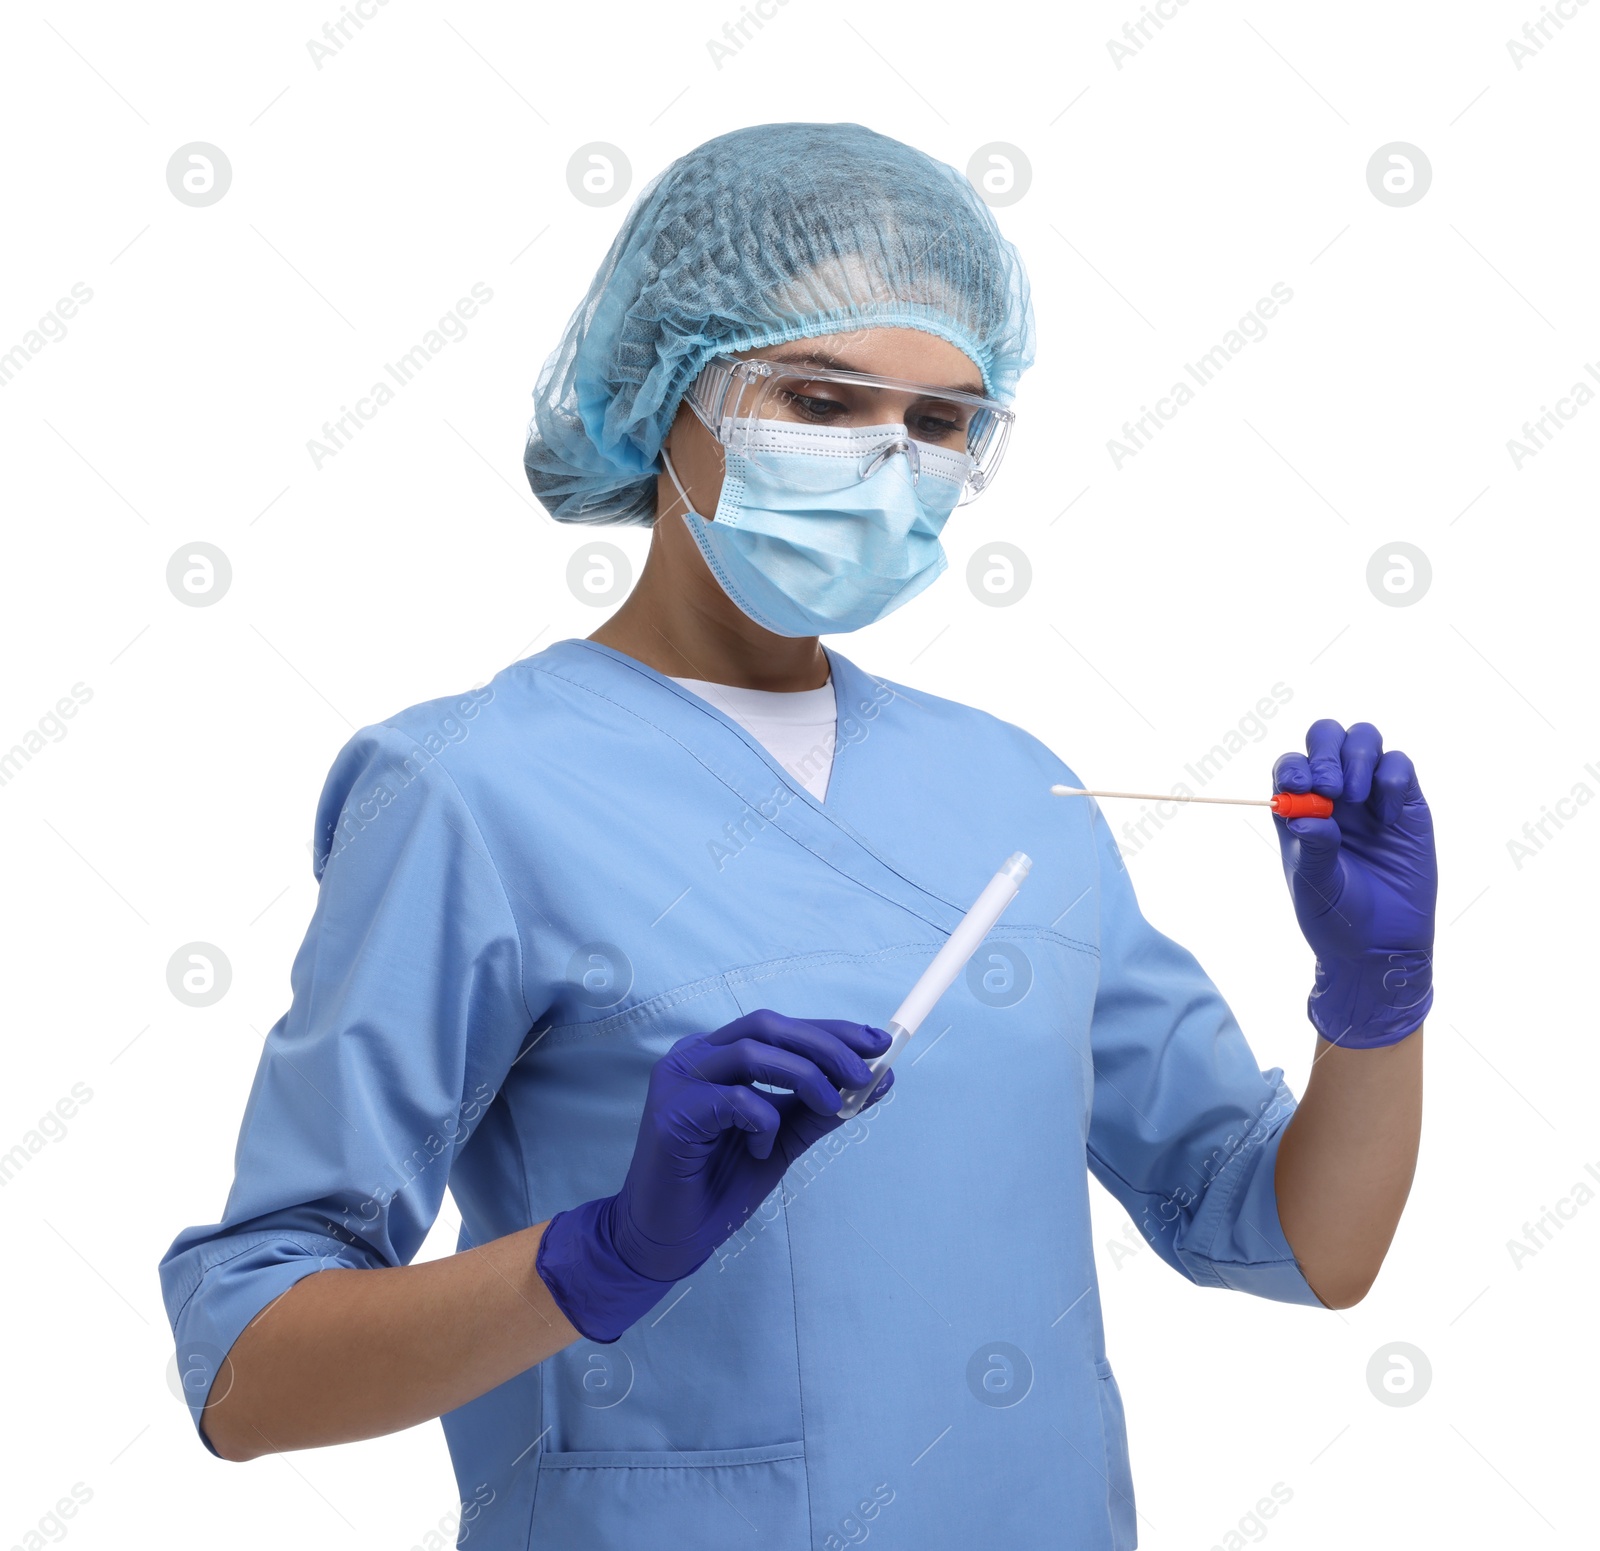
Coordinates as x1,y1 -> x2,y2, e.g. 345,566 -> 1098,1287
1270,792 -> 1335,818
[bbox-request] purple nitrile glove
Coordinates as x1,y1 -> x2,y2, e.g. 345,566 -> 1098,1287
1272,719 -> 1437,1050
536,1010 -> 892,1342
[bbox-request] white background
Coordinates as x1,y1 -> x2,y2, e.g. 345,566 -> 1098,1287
2,2 -> 1595,1547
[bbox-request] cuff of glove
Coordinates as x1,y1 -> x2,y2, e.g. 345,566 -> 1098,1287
1308,949 -> 1433,1050
536,1197 -> 681,1344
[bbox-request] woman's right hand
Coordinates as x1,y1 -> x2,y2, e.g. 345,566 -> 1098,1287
535,1010 -> 892,1341
614,1010 -> 892,1277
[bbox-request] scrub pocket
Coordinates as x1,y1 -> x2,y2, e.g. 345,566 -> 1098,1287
529,1441 -> 808,1550
1094,1359 -> 1138,1551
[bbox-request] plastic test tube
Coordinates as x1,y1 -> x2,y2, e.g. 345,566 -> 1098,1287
835,851 -> 1032,1120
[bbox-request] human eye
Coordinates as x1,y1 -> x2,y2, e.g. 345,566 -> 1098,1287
774,383 -> 849,424
908,399 -> 971,444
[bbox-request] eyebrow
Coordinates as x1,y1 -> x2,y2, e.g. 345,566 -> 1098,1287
758,346 -> 986,398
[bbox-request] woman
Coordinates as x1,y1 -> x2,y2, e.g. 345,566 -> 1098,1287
161,122 -> 1436,1549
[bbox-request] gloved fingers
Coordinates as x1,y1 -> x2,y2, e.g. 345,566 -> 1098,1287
702,1009 -> 860,1052
711,1084 -> 784,1160
656,1073 -> 782,1152
691,1037 -> 849,1116
777,1070 -> 894,1155
802,1019 -> 893,1060
1370,748 -> 1424,827
702,1008 -> 818,1046
1340,722 -> 1383,805
1304,718 -> 1348,796
701,1010 -> 878,1091
1284,815 -> 1345,902
1272,750 -> 1312,794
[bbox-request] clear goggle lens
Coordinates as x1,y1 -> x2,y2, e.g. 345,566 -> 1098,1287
685,355 -> 1014,505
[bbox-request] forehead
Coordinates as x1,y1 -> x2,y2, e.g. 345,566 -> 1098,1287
733,329 -> 985,396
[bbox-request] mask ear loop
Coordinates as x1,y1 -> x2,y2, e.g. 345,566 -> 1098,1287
659,443 -> 705,522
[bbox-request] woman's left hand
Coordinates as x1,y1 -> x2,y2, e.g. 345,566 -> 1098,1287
1272,719 -> 1437,1049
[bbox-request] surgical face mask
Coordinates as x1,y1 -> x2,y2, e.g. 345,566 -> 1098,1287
662,420 -> 972,638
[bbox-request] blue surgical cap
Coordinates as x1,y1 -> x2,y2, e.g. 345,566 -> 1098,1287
524,122 -> 1037,525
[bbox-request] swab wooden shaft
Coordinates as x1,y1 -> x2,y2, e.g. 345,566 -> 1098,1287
1048,786 -> 1334,819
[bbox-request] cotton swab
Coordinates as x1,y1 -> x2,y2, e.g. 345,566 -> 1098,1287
1050,785 -> 1335,818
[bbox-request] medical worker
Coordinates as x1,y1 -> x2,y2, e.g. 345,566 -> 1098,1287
161,123 -> 1436,1550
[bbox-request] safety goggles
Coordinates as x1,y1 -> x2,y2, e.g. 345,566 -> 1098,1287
684,354 -> 1015,505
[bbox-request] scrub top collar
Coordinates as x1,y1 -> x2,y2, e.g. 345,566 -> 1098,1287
532,637 -> 969,935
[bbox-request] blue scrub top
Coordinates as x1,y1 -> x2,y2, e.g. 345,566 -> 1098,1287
160,638 -> 1323,1550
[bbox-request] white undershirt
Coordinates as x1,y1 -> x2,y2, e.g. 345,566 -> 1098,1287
670,677 -> 839,801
